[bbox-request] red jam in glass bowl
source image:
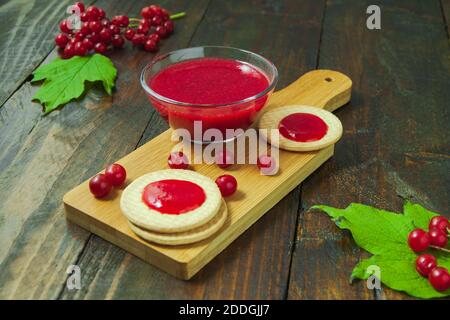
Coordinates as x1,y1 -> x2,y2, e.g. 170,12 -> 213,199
141,46 -> 278,143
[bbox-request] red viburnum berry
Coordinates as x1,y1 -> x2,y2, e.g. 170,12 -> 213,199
164,20 -> 174,34
89,173 -> 112,198
99,28 -> 112,43
55,33 -> 69,48
94,42 -> 107,54
111,35 -> 125,48
82,38 -> 94,51
408,229 -> 430,252
167,152 -> 189,169
124,28 -> 135,41
131,33 -> 146,46
86,6 -> 100,21
429,229 -> 448,248
105,163 -> 127,187
141,6 -> 153,19
144,39 -> 158,52
215,175 -> 238,197
429,216 -> 449,233
428,267 -> 450,292
59,19 -> 72,33
74,2 -> 85,13
416,254 -> 437,277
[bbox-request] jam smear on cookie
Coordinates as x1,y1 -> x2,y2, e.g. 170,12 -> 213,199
278,113 -> 328,142
142,179 -> 206,214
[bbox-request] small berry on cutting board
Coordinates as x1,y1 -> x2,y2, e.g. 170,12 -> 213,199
89,173 -> 112,198
215,149 -> 234,169
215,174 -> 237,197
105,163 -> 127,187
168,151 -> 189,169
89,163 -> 127,197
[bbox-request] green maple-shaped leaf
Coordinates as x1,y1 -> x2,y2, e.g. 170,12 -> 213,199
313,202 -> 450,299
32,54 -> 117,114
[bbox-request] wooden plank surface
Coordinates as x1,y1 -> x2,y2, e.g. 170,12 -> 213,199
288,0 -> 450,300
0,0 -> 210,299
59,0 -> 327,299
0,0 -> 95,107
0,0 -> 448,300
442,0 -> 450,36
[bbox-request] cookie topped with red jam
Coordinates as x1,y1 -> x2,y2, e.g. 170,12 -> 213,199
120,169 -> 222,233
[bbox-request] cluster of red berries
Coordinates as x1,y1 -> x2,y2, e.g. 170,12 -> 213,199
55,2 -> 177,59
89,163 -> 127,198
124,5 -> 175,52
408,216 -> 450,291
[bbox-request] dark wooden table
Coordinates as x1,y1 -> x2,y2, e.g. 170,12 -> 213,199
0,0 -> 449,300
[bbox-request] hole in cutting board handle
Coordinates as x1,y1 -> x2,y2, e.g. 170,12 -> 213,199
324,77 -> 333,82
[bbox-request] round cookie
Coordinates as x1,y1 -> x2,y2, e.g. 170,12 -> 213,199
129,199 -> 228,245
120,169 -> 222,233
258,105 -> 343,152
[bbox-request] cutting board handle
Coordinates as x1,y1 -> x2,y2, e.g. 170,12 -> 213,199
266,69 -> 352,112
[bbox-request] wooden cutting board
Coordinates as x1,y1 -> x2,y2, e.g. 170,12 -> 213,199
63,69 -> 352,280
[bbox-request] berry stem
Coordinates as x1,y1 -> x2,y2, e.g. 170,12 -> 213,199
430,245 -> 450,253
129,12 -> 186,23
169,12 -> 186,20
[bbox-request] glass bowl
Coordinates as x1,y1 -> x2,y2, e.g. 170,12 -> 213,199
140,46 -> 278,143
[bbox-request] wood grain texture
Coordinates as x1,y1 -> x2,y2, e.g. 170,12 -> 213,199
0,0 -> 210,299
59,0 -> 327,299
263,70 -> 351,113
441,0 -> 450,37
288,0 -> 450,300
0,0 -> 94,107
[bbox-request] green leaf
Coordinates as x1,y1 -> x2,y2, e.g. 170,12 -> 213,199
351,252 -> 450,299
312,203 -> 414,255
32,54 -> 117,114
32,58 -> 69,82
313,202 -> 450,299
403,201 -> 439,230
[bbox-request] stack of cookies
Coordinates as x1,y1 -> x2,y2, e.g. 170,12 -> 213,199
120,169 -> 227,246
